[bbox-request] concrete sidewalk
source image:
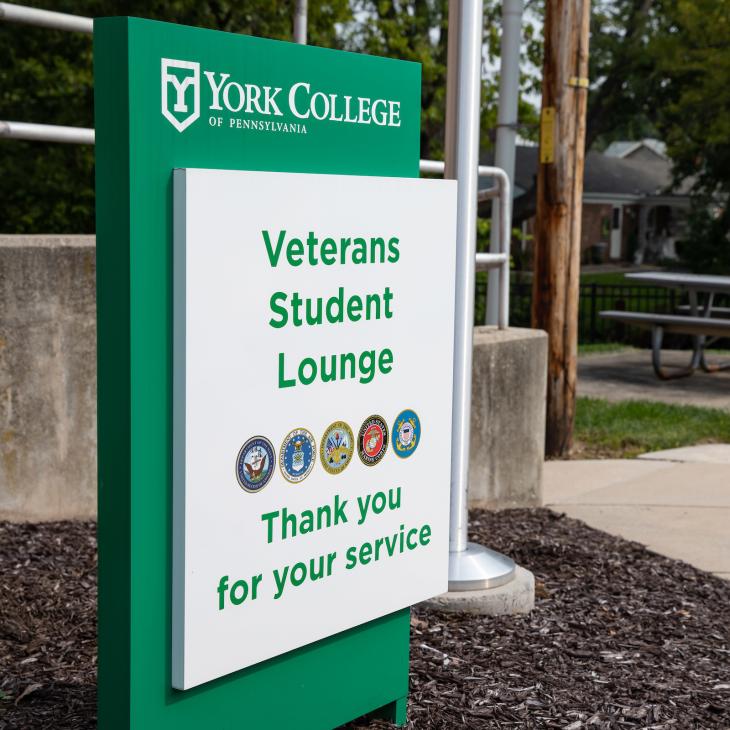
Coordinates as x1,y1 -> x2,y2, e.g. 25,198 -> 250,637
578,348 -> 730,410
544,445 -> 730,580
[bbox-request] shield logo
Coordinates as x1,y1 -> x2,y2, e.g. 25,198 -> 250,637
161,58 -> 200,133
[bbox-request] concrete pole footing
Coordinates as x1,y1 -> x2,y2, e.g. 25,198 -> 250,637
421,565 -> 535,615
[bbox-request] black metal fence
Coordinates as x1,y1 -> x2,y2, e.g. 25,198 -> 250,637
474,279 -> 729,346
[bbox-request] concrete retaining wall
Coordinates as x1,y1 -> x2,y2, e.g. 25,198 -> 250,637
468,326 -> 547,509
0,236 -> 97,520
0,236 -> 546,521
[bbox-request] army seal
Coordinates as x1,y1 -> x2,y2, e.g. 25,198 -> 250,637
319,421 -> 354,475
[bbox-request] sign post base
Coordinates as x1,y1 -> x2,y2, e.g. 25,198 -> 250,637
448,542 -> 516,592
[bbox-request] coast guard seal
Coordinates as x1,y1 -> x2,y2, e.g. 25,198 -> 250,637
236,436 -> 275,492
357,414 -> 389,466
392,409 -> 420,459
320,421 -> 354,475
279,427 -> 316,483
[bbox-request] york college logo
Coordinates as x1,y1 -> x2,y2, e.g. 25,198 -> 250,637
161,58 -> 200,133
160,57 -> 403,134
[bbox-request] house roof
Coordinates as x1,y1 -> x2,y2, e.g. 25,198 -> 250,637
479,145 -> 687,200
604,138 -> 667,160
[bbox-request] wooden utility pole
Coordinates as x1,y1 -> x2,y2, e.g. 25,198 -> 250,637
532,0 -> 591,457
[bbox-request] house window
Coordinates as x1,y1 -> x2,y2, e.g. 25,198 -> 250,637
612,207 -> 621,229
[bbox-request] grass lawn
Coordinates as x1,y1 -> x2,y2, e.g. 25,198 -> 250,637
573,397 -> 730,459
515,271 -> 667,286
579,271 -> 634,286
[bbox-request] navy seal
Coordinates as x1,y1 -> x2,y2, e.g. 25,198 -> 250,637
236,436 -> 275,492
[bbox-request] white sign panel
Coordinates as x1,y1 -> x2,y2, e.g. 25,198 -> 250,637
172,168 -> 456,689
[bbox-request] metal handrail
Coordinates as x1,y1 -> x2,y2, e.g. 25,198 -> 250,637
419,159 -> 511,328
0,4 -> 93,142
0,2 -> 92,33
0,121 -> 94,144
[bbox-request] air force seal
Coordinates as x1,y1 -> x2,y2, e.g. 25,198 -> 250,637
236,436 -> 275,492
279,428 -> 316,483
393,409 -> 421,458
357,414 -> 389,466
320,421 -> 354,475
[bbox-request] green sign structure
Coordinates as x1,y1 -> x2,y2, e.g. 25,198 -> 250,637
95,16 -> 422,729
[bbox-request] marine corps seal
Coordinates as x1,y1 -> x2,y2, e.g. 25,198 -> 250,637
320,421 -> 354,475
357,414 -> 389,466
236,436 -> 275,492
392,409 -> 420,459
279,427 -> 316,483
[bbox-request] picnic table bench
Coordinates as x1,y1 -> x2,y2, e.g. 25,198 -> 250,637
599,272 -> 730,380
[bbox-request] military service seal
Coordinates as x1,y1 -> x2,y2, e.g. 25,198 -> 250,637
236,436 -> 275,492
320,421 -> 354,475
392,409 -> 420,459
279,427 -> 316,483
357,414 -> 389,466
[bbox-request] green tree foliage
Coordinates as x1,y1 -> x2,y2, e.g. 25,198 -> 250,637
650,0 -> 730,192
346,0 -> 450,159
345,1 -> 540,159
650,0 -> 730,272
582,0 -> 730,272
676,205 -> 730,273
0,0 -> 541,233
587,0 -> 659,151
0,2 -> 95,232
0,0 -> 350,233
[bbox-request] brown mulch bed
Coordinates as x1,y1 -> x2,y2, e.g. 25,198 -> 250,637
2,510 -> 729,729
0,521 -> 96,729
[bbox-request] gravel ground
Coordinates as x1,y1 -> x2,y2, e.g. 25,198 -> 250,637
1,510 -> 729,729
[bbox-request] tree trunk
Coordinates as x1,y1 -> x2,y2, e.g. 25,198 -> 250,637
532,0 -> 591,457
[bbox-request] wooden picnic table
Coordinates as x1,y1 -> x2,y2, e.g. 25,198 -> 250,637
600,271 -> 730,379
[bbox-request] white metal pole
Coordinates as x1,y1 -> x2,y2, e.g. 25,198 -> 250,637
0,2 -> 92,33
449,0 -> 482,554
447,0 -> 515,591
486,0 -> 523,325
293,0 -> 307,45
